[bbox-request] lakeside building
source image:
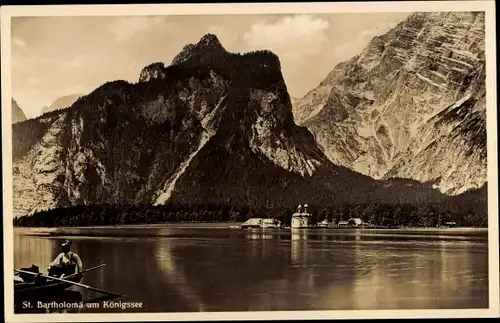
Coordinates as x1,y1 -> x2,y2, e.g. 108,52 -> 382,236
337,218 -> 368,227
241,218 -> 281,229
317,218 -> 330,228
348,218 -> 364,226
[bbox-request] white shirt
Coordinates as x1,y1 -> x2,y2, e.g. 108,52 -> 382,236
50,251 -> 83,272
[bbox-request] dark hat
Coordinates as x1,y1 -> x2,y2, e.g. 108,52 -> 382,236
60,240 -> 71,247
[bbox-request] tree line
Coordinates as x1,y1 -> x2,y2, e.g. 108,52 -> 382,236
13,202 -> 487,228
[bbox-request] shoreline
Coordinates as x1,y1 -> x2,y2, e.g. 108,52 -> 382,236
12,225 -> 488,239
13,222 -> 241,232
13,223 -> 488,231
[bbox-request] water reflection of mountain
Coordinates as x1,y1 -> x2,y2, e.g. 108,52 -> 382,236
14,234 -> 60,271
88,238 -> 202,312
14,229 -> 489,312
316,233 -> 487,310
436,238 -> 487,307
153,229 -> 365,311
155,237 -> 297,311
155,240 -> 208,311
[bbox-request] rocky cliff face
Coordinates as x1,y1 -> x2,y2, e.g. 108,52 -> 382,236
11,99 -> 27,124
139,62 -> 166,82
293,12 -> 486,195
41,94 -> 82,115
12,34 -> 450,217
10,35 -> 352,216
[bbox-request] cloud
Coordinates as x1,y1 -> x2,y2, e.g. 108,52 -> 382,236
12,37 -> 28,50
333,20 -> 400,58
61,55 -> 84,69
107,16 -> 168,42
26,78 -> 41,86
243,15 -> 329,58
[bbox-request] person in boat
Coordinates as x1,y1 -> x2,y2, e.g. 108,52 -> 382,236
14,264 -> 45,284
47,240 -> 83,279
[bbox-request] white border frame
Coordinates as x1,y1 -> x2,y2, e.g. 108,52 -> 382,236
2,1 -> 498,322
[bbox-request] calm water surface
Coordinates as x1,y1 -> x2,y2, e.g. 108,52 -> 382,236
14,227 -> 489,312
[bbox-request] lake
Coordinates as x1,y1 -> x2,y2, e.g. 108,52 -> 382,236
13,226 -> 489,313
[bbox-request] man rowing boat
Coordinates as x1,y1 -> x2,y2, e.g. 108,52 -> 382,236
14,240 -> 83,284
48,240 -> 83,279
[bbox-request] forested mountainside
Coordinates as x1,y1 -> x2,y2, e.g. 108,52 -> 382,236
12,33 -> 477,222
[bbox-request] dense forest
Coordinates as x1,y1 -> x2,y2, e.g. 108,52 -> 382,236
13,200 -> 487,228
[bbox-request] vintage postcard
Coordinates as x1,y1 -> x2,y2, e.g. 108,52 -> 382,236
1,1 -> 498,322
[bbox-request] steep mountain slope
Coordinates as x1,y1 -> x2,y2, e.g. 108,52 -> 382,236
294,12 -> 486,195
12,34 -> 449,217
385,63 -> 486,195
41,94 -> 82,115
11,99 -> 27,124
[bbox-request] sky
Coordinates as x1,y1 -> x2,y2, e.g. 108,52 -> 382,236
10,12 -> 411,118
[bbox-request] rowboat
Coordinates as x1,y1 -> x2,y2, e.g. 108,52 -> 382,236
13,264 -> 123,300
15,272 -> 84,296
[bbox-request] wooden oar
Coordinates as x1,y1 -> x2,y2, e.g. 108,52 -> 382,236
14,264 -> 106,293
64,264 -> 106,278
81,263 -> 106,273
14,269 -> 123,298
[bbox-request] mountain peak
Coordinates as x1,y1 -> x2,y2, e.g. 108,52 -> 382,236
171,33 -> 227,66
198,33 -> 224,49
11,98 -> 27,124
41,94 -> 82,115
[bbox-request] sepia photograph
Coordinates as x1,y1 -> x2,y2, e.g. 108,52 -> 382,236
1,1 -> 498,322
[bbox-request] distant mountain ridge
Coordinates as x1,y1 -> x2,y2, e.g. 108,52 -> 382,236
293,12 -> 486,196
41,94 -> 83,115
12,33 -> 463,218
11,99 -> 27,124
